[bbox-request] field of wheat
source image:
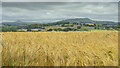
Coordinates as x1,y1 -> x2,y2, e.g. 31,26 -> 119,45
1,31 -> 118,66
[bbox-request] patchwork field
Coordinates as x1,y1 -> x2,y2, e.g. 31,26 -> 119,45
1,31 -> 118,66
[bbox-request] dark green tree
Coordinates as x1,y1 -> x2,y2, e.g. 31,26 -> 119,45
47,29 -> 52,31
77,26 -> 81,29
27,28 -> 31,32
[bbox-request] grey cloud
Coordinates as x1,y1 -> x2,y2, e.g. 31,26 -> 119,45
2,0 -> 120,2
0,2 -> 2,22
2,2 -> 118,23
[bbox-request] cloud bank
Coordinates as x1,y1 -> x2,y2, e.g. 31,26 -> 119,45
2,2 -> 118,23
2,0 -> 120,2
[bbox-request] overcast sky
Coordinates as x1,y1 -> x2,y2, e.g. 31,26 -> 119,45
1,0 -> 120,2
0,2 -> 1,23
2,2 -> 118,23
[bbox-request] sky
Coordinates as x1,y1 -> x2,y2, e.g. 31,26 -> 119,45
1,0 -> 120,2
2,2 -> 118,23
0,2 -> 1,23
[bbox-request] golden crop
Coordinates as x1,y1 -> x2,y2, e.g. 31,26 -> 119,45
1,31 -> 118,66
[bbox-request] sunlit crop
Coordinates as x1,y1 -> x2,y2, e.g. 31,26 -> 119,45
1,31 -> 118,66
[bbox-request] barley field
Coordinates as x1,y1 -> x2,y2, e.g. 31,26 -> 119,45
1,31 -> 118,66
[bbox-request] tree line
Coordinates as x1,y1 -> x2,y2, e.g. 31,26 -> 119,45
1,22 -> 120,32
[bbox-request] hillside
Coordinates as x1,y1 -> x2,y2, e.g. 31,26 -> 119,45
58,18 -> 117,25
2,18 -> 117,26
59,18 -> 93,23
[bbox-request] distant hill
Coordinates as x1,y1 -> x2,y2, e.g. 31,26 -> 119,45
2,21 -> 40,26
2,18 -> 117,26
2,22 -> 26,26
58,18 -> 117,25
59,18 -> 93,23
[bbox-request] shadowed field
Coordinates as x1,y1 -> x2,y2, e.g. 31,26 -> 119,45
1,31 -> 118,66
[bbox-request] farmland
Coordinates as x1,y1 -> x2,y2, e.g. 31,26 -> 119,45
1,31 -> 118,66
2,18 -> 119,32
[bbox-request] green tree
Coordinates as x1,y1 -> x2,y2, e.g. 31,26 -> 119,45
53,29 -> 57,31
27,28 -> 31,32
71,25 -> 74,27
47,29 -> 52,31
10,26 -> 17,32
94,27 -> 97,29
77,26 -> 81,29
62,28 -> 72,32
61,24 -> 65,27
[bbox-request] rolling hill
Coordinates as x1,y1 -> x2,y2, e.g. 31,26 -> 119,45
58,18 -> 117,25
2,18 -> 117,26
